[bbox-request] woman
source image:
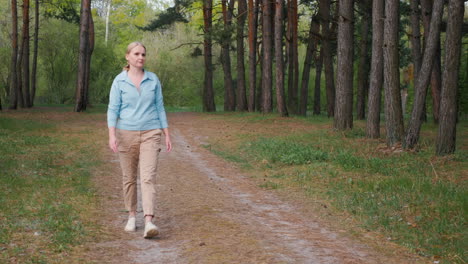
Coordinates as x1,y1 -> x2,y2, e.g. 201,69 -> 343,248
107,42 -> 172,238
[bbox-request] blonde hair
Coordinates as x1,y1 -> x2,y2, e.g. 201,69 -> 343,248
123,42 -> 147,71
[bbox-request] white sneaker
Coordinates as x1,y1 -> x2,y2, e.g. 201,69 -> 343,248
143,222 -> 159,238
124,217 -> 136,232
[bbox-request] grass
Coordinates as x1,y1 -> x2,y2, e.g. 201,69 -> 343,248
204,113 -> 467,264
0,114 -> 101,263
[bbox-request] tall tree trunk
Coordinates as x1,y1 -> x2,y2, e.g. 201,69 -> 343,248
383,0 -> 404,146
22,0 -> 31,108
9,0 -> 18,110
286,0 -> 299,114
319,0 -> 335,117
202,0 -> 216,112
421,0 -> 441,123
247,0 -> 258,112
366,0 -> 384,138
75,0 -> 91,112
356,1 -> 370,120
274,0 -> 288,116
237,0 -> 247,111
31,0 -> 39,106
313,49 -> 323,115
334,0 -> 354,130
261,0 -> 273,113
404,0 -> 444,149
221,0 -> 235,111
436,0 -> 464,155
17,35 -> 24,108
82,13 -> 94,111
299,15 -> 320,116
105,0 -> 111,44
410,0 -> 422,77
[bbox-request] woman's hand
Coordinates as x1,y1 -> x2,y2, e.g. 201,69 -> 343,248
163,128 -> 172,152
109,127 -> 118,153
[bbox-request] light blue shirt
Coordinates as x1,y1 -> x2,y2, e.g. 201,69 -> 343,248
107,70 -> 168,130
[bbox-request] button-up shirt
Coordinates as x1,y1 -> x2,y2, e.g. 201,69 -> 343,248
107,70 -> 168,130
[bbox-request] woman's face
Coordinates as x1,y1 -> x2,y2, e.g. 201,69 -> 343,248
126,45 -> 146,69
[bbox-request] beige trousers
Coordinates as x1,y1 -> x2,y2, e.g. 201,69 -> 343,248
117,128 -> 162,216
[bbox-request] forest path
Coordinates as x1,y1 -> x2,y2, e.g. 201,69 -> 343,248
84,112 -> 423,264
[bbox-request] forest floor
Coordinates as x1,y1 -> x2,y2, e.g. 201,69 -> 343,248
64,111 -> 429,264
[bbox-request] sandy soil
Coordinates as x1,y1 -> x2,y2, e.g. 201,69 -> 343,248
79,112 -> 426,264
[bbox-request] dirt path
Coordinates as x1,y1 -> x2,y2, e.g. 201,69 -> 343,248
83,112 -> 424,264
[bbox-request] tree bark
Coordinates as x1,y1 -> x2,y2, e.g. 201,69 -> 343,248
9,0 -> 18,110
105,0 -> 111,44
404,0 -> 444,149
356,1 -> 370,120
274,0 -> 288,116
410,0 -> 422,77
286,0 -> 299,114
366,0 -> 384,138
383,0 -> 405,146
313,49 -> 323,115
221,0 -> 235,111
22,0 -> 31,107
247,0 -> 259,112
334,0 -> 354,130
236,0 -> 248,111
435,0 -> 464,155
319,0 -> 335,117
202,0 -> 216,112
82,13 -> 94,111
421,0 -> 441,124
261,0 -> 273,113
31,0 -> 39,106
299,15 -> 320,116
75,0 -> 91,112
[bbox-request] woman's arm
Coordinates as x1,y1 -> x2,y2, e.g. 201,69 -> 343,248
163,128 -> 172,152
109,126 -> 118,153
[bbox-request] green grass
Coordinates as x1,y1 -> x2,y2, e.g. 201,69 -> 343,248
0,116 -> 99,262
205,115 -> 467,263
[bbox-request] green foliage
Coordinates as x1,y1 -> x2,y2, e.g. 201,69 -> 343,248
36,19 -> 79,104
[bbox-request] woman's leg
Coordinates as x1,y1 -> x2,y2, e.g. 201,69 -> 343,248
139,129 -> 162,222
117,129 -> 140,216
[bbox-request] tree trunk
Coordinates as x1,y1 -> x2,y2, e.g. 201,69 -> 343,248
105,0 -> 111,44
75,0 -> 91,112
274,0 -> 288,116
404,0 -> 444,149
356,1 -> 370,120
299,15 -> 320,116
421,0 -> 441,123
222,0 -> 235,111
202,0 -> 216,112
31,0 -> 39,106
248,0 -> 259,112
366,0 -> 384,138
313,49 -> 323,115
82,13 -> 94,111
319,0 -> 335,117
431,44 -> 441,123
9,0 -> 18,110
383,0 -> 405,146
286,0 -> 298,114
410,0 -> 422,77
237,0 -> 247,111
261,0 -> 273,113
436,0 -> 464,155
334,0 -> 354,130
22,0 -> 31,108
17,35 -> 24,108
